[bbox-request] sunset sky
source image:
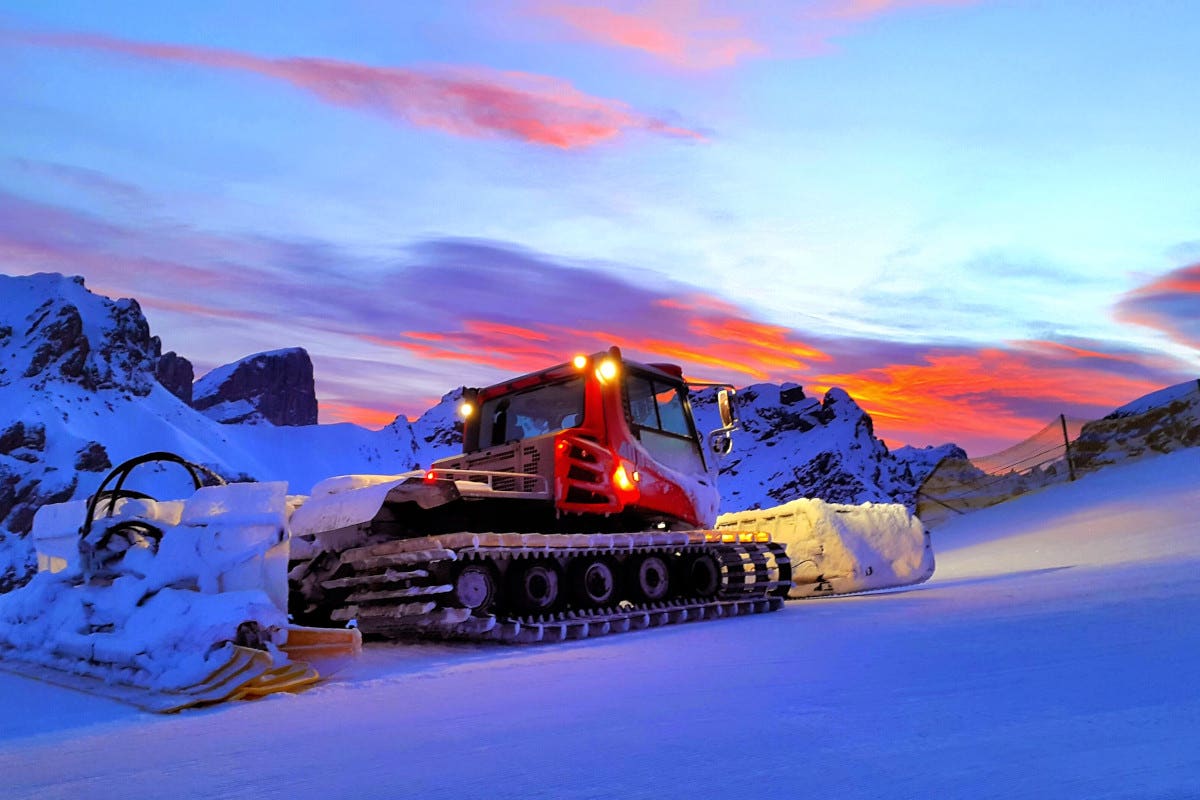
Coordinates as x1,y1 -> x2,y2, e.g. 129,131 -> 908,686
2,1 -> 1197,456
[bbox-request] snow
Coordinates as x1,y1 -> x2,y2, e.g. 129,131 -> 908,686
0,448 -> 1197,798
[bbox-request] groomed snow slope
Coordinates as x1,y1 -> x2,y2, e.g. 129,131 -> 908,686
1,450 -> 1197,799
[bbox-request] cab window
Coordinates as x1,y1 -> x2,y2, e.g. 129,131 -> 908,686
625,371 -> 707,475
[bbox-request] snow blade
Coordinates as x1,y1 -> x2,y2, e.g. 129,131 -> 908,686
0,644 -> 318,714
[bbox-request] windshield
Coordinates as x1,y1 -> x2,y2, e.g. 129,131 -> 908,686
478,377 -> 586,448
625,371 -> 708,475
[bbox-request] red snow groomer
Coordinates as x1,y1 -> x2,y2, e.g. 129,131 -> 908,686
288,346 -> 793,642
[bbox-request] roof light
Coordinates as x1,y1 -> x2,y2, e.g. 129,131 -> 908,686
458,401 -> 475,418
572,355 -> 588,369
423,470 -> 438,484
596,359 -> 618,382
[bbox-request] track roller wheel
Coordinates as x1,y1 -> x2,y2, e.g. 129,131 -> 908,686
568,557 -> 617,608
678,553 -> 721,599
628,554 -> 670,603
508,559 -> 562,615
451,563 -> 498,613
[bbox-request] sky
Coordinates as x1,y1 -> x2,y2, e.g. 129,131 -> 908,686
1,0 -> 1197,456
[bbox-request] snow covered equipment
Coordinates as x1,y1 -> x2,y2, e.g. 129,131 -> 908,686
0,453 -> 352,713
717,499 -> 935,597
288,347 -> 798,642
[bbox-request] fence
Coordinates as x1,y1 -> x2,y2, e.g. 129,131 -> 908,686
916,379 -> 1200,528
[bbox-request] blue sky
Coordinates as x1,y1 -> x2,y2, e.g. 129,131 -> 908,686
1,1 -> 1197,454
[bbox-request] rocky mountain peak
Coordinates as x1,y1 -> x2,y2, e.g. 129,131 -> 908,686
691,382 -> 945,511
0,273 -> 159,397
193,348 -> 318,426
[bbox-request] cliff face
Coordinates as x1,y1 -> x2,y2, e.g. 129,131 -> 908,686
156,351 -> 194,405
193,348 -> 318,426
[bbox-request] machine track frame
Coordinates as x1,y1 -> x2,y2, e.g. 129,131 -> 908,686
310,529 -> 792,643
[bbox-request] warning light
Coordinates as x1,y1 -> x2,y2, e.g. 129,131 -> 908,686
458,401 -> 475,418
423,470 -> 438,484
596,359 -> 618,382
572,355 -> 588,369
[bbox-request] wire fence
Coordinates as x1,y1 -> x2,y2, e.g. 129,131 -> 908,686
916,379 -> 1200,528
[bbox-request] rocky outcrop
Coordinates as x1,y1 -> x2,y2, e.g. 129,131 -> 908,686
193,348 -> 318,426
74,442 -> 112,473
156,351 -> 194,404
1071,382 -> 1200,472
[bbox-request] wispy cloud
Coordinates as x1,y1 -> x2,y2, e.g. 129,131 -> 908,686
1115,263 -> 1200,350
524,0 -> 978,68
11,30 -> 701,148
528,0 -> 766,69
807,0 -> 977,22
9,158 -> 149,207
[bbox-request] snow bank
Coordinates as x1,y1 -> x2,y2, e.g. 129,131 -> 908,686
717,498 -> 934,596
0,482 -> 292,692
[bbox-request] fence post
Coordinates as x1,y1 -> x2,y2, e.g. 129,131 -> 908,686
1060,413 -> 1077,481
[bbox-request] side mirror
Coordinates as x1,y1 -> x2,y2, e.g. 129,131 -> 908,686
707,388 -> 739,456
718,388 -> 737,428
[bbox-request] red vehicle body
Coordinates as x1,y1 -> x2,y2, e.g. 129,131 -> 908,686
432,346 -> 733,532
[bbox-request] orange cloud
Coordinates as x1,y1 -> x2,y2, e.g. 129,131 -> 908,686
531,0 -> 766,69
814,346 -> 1169,454
372,297 -> 831,386
14,30 -> 701,148
320,401 -> 400,429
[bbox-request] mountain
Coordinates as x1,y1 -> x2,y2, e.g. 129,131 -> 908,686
193,348 -> 318,426
690,383 -> 965,510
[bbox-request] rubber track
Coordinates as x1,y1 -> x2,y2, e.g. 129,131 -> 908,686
325,531 -> 792,642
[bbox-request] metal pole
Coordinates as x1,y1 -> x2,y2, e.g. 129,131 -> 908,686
1060,413 -> 1076,482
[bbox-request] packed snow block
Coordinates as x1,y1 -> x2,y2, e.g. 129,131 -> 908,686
159,481 -> 291,612
717,499 -> 935,597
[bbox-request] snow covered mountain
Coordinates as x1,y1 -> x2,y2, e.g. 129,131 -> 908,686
0,273 -> 954,586
691,383 -> 964,510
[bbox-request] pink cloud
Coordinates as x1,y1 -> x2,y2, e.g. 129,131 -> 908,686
530,0 -> 766,69
1115,263 -> 1200,350
15,30 -> 701,148
808,0 -> 978,22
526,0 -> 978,68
